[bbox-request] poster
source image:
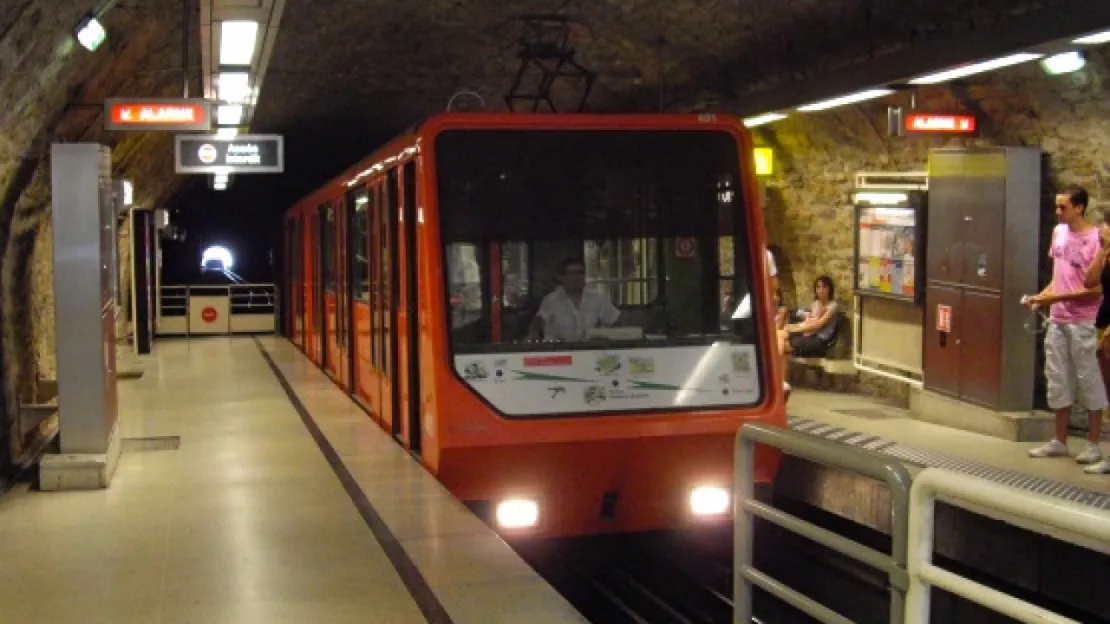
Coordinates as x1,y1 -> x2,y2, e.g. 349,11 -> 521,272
856,206 -> 917,299
454,343 -> 760,416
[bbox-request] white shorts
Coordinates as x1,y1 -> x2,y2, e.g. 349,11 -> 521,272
1045,321 -> 1108,411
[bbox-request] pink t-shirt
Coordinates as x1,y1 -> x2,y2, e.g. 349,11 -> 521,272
1049,223 -> 1103,323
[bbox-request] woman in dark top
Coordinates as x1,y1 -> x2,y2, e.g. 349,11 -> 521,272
1082,222 -> 1110,474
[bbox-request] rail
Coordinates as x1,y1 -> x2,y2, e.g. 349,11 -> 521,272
156,284 -> 276,336
734,423 -> 913,624
904,467 -> 1110,624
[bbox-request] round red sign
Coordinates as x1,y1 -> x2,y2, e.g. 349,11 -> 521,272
201,306 -> 218,323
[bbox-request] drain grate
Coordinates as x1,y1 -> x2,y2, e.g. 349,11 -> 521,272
121,436 -> 181,452
787,417 -> 1110,510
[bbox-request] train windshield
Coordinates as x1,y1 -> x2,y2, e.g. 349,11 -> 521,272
435,128 -> 765,415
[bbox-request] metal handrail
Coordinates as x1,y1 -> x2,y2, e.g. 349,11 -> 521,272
734,423 -> 913,624
905,468 -> 1110,624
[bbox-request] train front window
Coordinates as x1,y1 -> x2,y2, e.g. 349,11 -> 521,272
436,128 -> 763,415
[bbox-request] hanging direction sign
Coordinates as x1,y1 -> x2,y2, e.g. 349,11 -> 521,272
174,135 -> 284,174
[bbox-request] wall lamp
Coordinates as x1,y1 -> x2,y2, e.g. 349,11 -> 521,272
75,14 -> 107,51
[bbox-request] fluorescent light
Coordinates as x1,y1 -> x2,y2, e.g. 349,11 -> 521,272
797,89 -> 894,112
909,53 -> 1042,85
854,192 -> 909,204
217,104 -> 243,126
213,173 -> 229,184
75,15 -> 106,51
218,72 -> 251,104
121,180 -> 133,206
220,21 -> 259,65
216,127 -> 239,139
1074,30 -> 1110,45
743,113 -> 787,127
1041,51 -> 1086,75
213,182 -> 227,191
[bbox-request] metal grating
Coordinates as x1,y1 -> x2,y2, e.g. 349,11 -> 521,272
787,417 -> 1110,510
121,436 -> 181,452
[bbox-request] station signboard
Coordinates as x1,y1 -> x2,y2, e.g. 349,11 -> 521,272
105,98 -> 212,132
174,135 -> 284,174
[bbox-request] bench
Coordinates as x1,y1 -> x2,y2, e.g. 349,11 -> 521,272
789,312 -> 856,391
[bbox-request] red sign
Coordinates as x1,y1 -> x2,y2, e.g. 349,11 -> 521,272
936,304 -> 952,333
201,307 -> 218,323
523,355 -> 573,367
904,113 -> 977,135
675,237 -> 697,258
104,98 -> 212,132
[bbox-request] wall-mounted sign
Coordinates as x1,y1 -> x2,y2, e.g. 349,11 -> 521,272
936,304 -> 952,333
753,147 -> 774,176
105,98 -> 212,132
174,134 -> 284,174
904,113 -> 978,135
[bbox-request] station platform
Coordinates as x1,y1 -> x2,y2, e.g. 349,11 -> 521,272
786,388 -> 1110,504
0,337 -> 585,624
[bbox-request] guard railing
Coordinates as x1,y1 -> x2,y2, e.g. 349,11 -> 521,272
905,467 -> 1110,624
156,284 -> 275,336
734,423 -> 913,624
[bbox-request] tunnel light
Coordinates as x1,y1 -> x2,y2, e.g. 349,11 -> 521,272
797,89 -> 894,112
1041,51 -> 1087,75
743,113 -> 787,128
218,72 -> 252,104
690,486 -> 730,516
75,15 -> 106,51
1074,30 -> 1110,45
220,21 -> 259,65
201,246 -> 234,270
217,104 -> 244,126
495,499 -> 539,529
909,53 -> 1042,85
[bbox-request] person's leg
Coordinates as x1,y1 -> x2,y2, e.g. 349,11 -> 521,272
778,330 -> 791,399
1031,323 -> 1072,458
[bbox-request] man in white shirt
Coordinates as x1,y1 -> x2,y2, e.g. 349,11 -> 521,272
528,257 -> 621,341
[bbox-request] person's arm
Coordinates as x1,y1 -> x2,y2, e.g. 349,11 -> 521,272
1032,284 -> 1102,305
528,295 -> 553,340
1085,241 -> 1110,288
600,298 -> 621,327
788,303 -> 836,334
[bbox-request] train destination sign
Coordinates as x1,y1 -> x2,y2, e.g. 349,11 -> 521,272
174,135 -> 284,174
902,113 -> 978,135
105,98 -> 212,131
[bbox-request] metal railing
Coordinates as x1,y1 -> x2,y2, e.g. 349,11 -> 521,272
156,283 -> 276,336
734,423 -> 913,624
905,467 -> 1110,624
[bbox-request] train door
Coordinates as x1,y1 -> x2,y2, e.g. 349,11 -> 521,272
400,162 -> 421,455
335,198 -> 351,390
306,210 -> 323,364
320,202 -> 337,378
386,169 -> 403,440
348,187 -> 372,407
288,217 -> 304,347
369,179 -> 391,428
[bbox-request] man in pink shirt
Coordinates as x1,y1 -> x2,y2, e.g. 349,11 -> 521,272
1025,186 -> 1107,467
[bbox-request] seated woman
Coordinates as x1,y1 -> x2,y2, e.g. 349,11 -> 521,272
778,276 -> 839,392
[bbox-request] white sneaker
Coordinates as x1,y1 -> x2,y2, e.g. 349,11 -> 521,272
783,382 -> 792,403
1028,439 -> 1069,458
1083,458 -> 1110,474
1076,444 -> 1104,465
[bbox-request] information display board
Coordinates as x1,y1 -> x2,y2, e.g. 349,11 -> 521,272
853,190 -> 927,304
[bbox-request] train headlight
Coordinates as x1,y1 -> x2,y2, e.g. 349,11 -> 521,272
690,486 -> 731,516
496,499 -> 539,529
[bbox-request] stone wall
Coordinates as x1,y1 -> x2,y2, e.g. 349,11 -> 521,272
754,48 -> 1110,403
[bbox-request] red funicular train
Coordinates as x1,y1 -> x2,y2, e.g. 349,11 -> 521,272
282,112 -> 786,538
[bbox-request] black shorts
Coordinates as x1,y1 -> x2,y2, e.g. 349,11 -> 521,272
789,333 -> 829,357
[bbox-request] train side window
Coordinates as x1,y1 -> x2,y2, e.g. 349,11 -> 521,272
321,201 -> 336,293
350,189 -> 370,302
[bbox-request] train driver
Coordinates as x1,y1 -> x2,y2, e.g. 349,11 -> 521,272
527,257 -> 621,341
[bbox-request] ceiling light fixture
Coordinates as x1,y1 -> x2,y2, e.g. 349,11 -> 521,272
797,89 -> 894,112
216,127 -> 239,139
220,21 -> 259,66
743,113 -> 787,127
1074,30 -> 1110,45
1041,51 -> 1087,75
908,52 -> 1043,85
75,14 -> 107,51
217,104 -> 243,126
218,72 -> 252,104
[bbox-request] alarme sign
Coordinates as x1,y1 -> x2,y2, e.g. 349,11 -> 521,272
903,113 -> 978,135
104,98 -> 212,132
